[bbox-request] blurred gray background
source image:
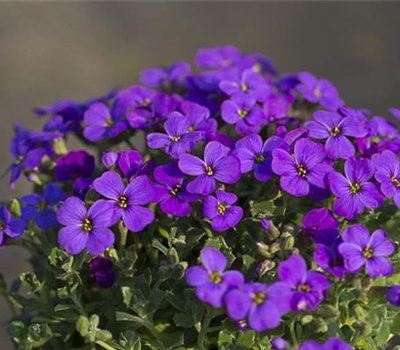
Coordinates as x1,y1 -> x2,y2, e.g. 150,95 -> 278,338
1,2 -> 400,348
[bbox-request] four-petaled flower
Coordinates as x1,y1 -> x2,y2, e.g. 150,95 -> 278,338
234,134 -> 289,182
57,197 -> 116,256
329,157 -> 383,219
203,190 -> 243,231
0,206 -> 26,247
272,138 -> 332,196
305,110 -> 368,159
338,224 -> 394,278
93,172 -> 155,232
186,248 -> 244,308
225,282 -> 291,332
178,141 -> 241,195
278,255 -> 330,312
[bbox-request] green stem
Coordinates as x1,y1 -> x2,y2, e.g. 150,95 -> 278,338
289,316 -> 298,348
96,341 -> 117,350
198,308 -> 214,350
119,221 -> 128,250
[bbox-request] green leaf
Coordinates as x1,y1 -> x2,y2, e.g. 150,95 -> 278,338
76,316 -> 89,337
391,314 -> 400,334
375,322 -> 391,346
173,313 -> 194,328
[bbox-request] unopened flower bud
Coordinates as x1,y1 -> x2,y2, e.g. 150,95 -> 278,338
256,242 -> 272,258
316,304 -> 340,319
261,219 -> 280,240
254,260 -> 275,280
167,248 -> 179,265
311,318 -> 328,333
300,314 -> 314,325
101,151 -> 118,169
281,235 -> 295,250
270,242 -> 281,255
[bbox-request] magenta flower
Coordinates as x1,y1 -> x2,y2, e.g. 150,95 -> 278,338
153,162 -> 199,217
338,224 -> 394,278
372,150 -> 400,208
305,110 -> 368,159
147,114 -> 202,159
271,138 -> 332,196
186,248 -> 244,308
234,134 -> 288,182
83,103 -> 127,142
297,72 -> 343,111
57,197 -> 116,256
0,206 -> 26,247
225,282 -> 291,332
221,95 -> 264,136
219,69 -> 271,102
329,157 -> 384,219
278,255 -> 330,312
178,141 -> 241,195
203,190 -> 243,231
93,172 -> 155,232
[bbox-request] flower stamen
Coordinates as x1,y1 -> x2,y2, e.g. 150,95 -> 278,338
391,176 -> 400,188
350,182 -> 362,194
297,164 -> 307,177
82,217 -> 93,233
362,247 -> 374,259
330,126 -> 341,136
205,165 -> 214,176
297,284 -> 311,293
218,203 -> 228,215
252,291 -> 266,305
170,184 -> 182,196
209,271 -> 222,284
118,196 -> 128,209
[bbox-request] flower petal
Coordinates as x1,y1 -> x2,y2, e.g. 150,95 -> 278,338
58,226 -> 88,255
93,171 -> 125,201
57,197 -> 86,226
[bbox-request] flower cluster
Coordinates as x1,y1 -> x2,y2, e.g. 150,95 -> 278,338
2,45 -> 400,350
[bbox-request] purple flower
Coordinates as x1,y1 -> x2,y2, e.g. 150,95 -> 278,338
21,183 -> 66,230
387,286 -> 400,307
297,338 -> 353,350
195,46 -> 243,69
221,95 -> 264,136
263,94 -> 291,125
305,110 -> 368,159
368,116 -> 398,139
271,138 -> 332,196
73,178 -> 93,201
314,239 -> 346,279
127,93 -> 177,130
90,257 -> 115,289
178,141 -> 241,195
302,208 -> 339,245
297,72 -> 343,111
203,190 -> 243,231
57,197 -> 116,256
147,114 -> 203,159
329,157 -> 384,219
225,282 -> 291,331
83,103 -> 127,142
101,151 -> 118,169
140,62 -> 190,88
186,248 -> 244,308
117,150 -> 155,180
338,224 -> 394,278
0,206 -> 26,247
153,162 -> 199,217
55,151 -> 95,182
278,255 -> 330,312
93,172 -> 155,232
372,150 -> 400,208
234,134 -> 289,182
179,101 -> 217,141
219,69 -> 271,102
271,338 -> 288,350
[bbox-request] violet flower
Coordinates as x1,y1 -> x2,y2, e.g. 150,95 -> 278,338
305,110 -> 368,159
234,134 -> 289,182
221,94 -> 264,136
314,238 -> 346,279
93,172 -> 155,232
57,197 -> 116,256
178,141 -> 241,195
153,162 -> 199,217
302,208 -> 339,245
338,224 -> 394,278
0,206 -> 26,247
140,62 -> 190,89
329,157 -> 383,219
278,255 -> 330,312
55,150 -> 95,182
186,248 -> 244,308
296,338 -> 353,350
225,282 -> 291,332
203,190 -> 243,231
195,46 -> 243,69
271,138 -> 332,196
387,286 -> 400,307
90,257 -> 115,289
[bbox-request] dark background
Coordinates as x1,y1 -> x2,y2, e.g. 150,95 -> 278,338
1,2 -> 400,348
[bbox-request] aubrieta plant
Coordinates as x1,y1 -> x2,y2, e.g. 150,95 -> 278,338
2,46 -> 400,350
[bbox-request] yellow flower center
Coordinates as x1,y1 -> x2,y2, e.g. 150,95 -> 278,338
391,176 -> 400,188
297,164 -> 307,177
205,165 -> 214,176
330,127 -> 341,136
188,126 -> 195,132
252,292 -> 266,305
209,271 -> 222,284
171,136 -> 181,142
256,155 -> 265,163
143,98 -> 151,106
218,203 -> 228,215
239,110 -> 248,119
82,217 -> 93,233
240,84 -> 248,92
170,184 -> 182,196
105,118 -> 114,127
0,221 -> 4,231
362,247 -> 374,259
314,89 -> 323,98
350,182 -> 362,194
297,284 -> 311,293
118,196 -> 128,209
